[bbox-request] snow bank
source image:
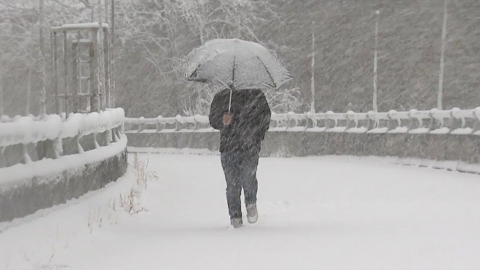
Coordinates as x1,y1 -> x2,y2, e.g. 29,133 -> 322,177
2,154 -> 480,269
127,146 -> 219,156
324,155 -> 480,175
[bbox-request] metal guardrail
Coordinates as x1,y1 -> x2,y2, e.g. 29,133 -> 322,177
125,108 -> 480,135
0,108 -> 125,167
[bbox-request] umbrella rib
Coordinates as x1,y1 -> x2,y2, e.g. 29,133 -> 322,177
187,63 -> 201,81
256,55 -> 277,89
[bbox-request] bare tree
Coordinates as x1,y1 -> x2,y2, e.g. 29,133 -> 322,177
174,0 -> 275,44
265,87 -> 302,113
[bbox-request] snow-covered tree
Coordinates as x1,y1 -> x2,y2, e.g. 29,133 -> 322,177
265,87 -> 302,113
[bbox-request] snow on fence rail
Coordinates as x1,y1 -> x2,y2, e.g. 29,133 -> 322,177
125,108 -> 480,136
0,108 -> 125,168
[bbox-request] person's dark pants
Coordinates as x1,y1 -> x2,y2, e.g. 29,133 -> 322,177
221,150 -> 259,219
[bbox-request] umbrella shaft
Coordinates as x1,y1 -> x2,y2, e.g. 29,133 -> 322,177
228,89 -> 233,112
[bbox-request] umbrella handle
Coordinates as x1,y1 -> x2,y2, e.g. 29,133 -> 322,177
228,89 -> 233,112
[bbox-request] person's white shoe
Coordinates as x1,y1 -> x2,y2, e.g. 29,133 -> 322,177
246,204 -> 258,224
230,217 -> 243,228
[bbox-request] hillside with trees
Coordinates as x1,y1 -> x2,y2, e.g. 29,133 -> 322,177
1,0 -> 479,117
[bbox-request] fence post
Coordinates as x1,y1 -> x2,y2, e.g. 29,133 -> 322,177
365,111 -> 373,131
138,117 -> 145,133
175,115 -> 181,131
22,144 -> 32,164
346,111 -> 354,130
387,110 -> 397,131
193,116 -> 198,130
306,112 -> 315,129
76,133 -> 84,153
287,112 -> 295,130
156,116 -> 163,132
93,132 -> 100,149
0,146 -> 5,168
472,108 -> 480,134
112,127 -> 119,142
325,112 -> 331,130
407,109 -> 418,131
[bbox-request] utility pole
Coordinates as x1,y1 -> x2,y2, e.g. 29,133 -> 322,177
97,0 -> 106,110
39,0 -> 47,116
110,0 -> 116,107
0,45 -> 3,116
438,0 -> 448,110
0,67 -> 3,117
310,21 -> 315,113
373,10 -> 380,112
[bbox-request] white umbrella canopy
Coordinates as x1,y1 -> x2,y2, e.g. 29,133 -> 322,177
184,39 -> 293,90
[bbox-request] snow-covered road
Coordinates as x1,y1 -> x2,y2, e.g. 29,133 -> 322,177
1,153 -> 480,270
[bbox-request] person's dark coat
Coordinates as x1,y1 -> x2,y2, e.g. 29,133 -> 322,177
209,89 -> 271,153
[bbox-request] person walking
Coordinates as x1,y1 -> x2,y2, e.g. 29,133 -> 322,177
209,88 -> 271,228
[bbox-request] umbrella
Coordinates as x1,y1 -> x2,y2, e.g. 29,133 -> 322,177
184,39 -> 293,89
184,39 -> 293,110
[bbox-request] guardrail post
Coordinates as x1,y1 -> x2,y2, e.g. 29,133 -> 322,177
407,110 -> 415,132
93,132 -> 100,149
75,133 -> 84,153
22,144 -> 32,163
473,108 -> 480,133
427,110 -> 436,131
96,131 -> 109,147
107,129 -> 113,144
386,111 -> 394,131
111,127 -> 119,142
138,117 -> 145,133
39,139 -> 60,159
448,109 -> 457,131
156,116 -> 163,132
346,111 -> 353,130
365,112 -> 372,131
325,112 -> 333,130
286,112 -> 294,130
0,147 -> 5,168
0,146 -> 7,168
175,115 -> 181,131
193,117 -> 198,131
306,112 -> 315,129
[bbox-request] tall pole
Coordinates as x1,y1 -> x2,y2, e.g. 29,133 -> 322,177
104,0 -> 110,108
110,0 -> 115,107
98,0 -> 106,110
438,0 -> 448,110
0,47 -> 3,116
39,0 -> 47,116
0,67 -> 3,117
26,68 -> 32,115
310,21 -> 315,113
373,10 -> 380,112
63,31 -> 68,115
